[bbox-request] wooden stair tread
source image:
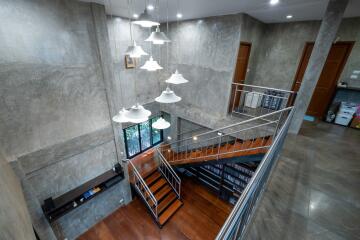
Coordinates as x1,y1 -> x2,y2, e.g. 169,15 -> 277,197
158,191 -> 177,214
159,199 -> 183,225
154,185 -> 172,202
149,178 -> 167,193
145,171 -> 162,186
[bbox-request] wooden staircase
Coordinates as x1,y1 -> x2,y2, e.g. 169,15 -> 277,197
161,136 -> 272,166
141,169 -> 183,227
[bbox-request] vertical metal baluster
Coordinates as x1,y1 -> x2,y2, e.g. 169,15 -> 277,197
217,135 -> 222,160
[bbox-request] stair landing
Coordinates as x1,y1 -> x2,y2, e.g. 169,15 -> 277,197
164,136 -> 272,166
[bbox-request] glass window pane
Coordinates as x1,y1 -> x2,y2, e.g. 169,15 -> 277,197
151,117 -> 162,145
140,121 -> 151,150
125,125 -> 140,157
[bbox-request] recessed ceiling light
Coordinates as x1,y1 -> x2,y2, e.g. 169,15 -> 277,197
133,13 -> 139,18
147,4 -> 154,10
176,13 -> 183,19
286,15 -> 293,19
270,0 -> 279,5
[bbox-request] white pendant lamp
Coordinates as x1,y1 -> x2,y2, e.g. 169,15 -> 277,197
125,41 -> 148,58
155,87 -> 181,103
132,9 -> 160,28
145,26 -> 171,45
140,56 -> 163,71
152,117 -> 170,129
124,103 -> 152,123
165,70 -> 189,84
112,108 -> 129,123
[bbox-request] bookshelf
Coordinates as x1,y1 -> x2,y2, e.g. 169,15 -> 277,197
185,162 -> 258,205
41,166 -> 124,222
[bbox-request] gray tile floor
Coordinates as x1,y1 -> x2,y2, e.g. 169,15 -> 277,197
245,121 -> 360,240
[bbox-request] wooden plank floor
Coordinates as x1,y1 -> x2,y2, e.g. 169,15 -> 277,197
78,176 -> 233,240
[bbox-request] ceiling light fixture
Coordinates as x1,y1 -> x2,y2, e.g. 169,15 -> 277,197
286,15 -> 293,19
124,103 -> 151,123
270,0 -> 279,5
125,40 -> 148,58
132,9 -> 160,28
165,70 -> 189,84
147,4 -> 154,10
155,87 -> 181,103
152,117 -> 171,129
176,13 -> 182,19
112,108 -> 129,123
140,56 -> 163,71
145,26 -> 171,45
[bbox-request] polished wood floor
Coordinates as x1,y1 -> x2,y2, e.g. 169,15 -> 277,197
78,176 -> 232,240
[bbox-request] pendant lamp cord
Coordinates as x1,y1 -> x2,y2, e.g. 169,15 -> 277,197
128,0 -> 134,43
176,0 -> 180,71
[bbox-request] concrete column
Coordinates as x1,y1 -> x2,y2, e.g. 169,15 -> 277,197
90,4 -> 131,202
289,0 -> 349,134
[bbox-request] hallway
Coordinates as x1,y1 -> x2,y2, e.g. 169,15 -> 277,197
246,122 -> 360,240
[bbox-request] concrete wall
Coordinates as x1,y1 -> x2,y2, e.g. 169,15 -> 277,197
247,17 -> 360,89
338,18 -> 360,88
0,0 -> 110,161
0,152 -> 36,240
162,14 -> 243,119
239,15 -> 266,84
107,17 -> 162,108
0,0 -> 131,239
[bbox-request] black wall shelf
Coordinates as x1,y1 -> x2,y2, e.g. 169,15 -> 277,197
185,162 -> 258,205
42,166 -> 124,222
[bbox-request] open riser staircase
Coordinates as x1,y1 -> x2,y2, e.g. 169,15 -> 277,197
127,84 -> 296,230
128,152 -> 182,228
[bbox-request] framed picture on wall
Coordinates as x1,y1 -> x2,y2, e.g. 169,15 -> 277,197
125,55 -> 135,69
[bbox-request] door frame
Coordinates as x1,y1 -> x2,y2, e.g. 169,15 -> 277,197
228,41 -> 252,113
291,41 -> 354,118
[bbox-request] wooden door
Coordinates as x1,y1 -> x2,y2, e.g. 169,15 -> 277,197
292,42 -> 353,118
229,42 -> 252,112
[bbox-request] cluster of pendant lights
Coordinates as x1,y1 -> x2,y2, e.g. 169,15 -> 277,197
112,0 -> 188,130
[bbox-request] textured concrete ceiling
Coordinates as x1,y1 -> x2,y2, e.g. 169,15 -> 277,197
82,0 -> 360,23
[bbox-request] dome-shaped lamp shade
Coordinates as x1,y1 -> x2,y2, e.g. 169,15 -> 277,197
140,56 -> 163,71
145,26 -> 171,45
132,9 -> 160,28
124,103 -> 152,123
165,70 -> 189,84
152,117 -> 171,129
155,87 -> 181,103
112,108 -> 129,123
125,41 -> 148,58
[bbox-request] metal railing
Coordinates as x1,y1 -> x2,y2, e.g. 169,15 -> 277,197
128,160 -> 158,220
215,107 -> 295,240
157,150 -> 182,198
229,83 -> 296,119
158,107 -> 292,165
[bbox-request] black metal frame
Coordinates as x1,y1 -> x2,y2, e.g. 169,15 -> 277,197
123,116 -> 164,159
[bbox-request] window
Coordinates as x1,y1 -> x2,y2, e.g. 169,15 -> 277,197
123,116 -> 164,158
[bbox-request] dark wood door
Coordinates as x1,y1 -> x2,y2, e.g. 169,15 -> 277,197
292,42 -> 353,118
229,42 -> 251,112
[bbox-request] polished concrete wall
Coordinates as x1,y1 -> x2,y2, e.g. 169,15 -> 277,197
0,0 -> 110,161
0,152 -> 36,240
248,17 -> 360,89
162,14 -> 243,119
107,17 -> 162,108
0,0 -> 131,239
239,15 -> 266,85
